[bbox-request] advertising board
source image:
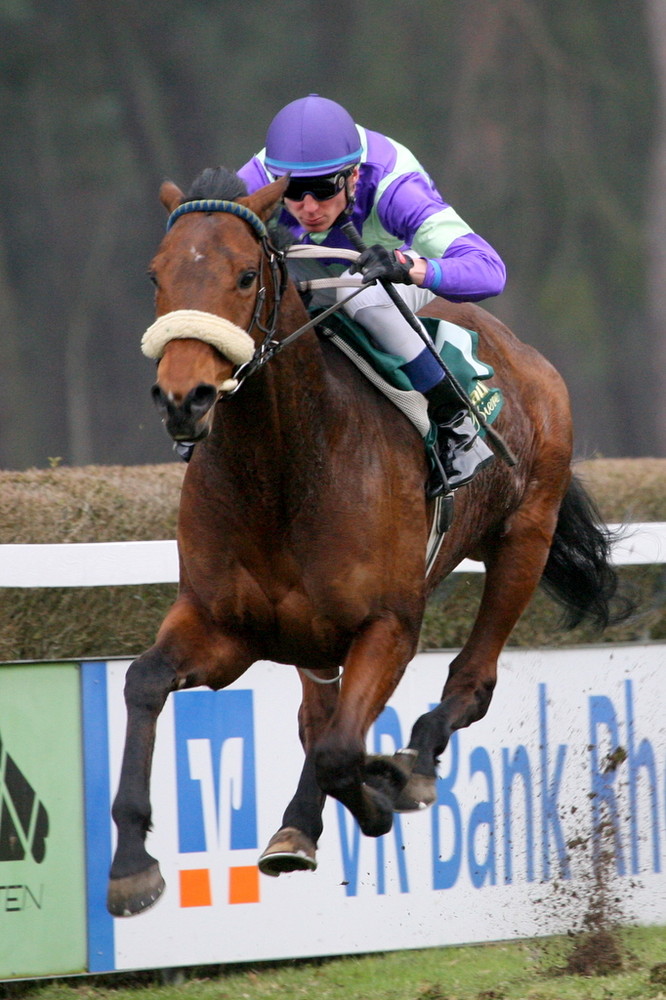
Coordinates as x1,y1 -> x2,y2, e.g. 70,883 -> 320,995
83,645 -> 666,974
0,663 -> 86,979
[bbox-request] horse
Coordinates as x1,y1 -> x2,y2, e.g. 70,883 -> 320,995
106,167 -> 627,916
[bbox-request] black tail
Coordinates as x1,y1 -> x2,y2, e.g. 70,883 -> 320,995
541,474 -> 633,630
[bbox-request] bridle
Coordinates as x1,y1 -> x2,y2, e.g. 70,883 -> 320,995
164,198 -> 366,396
166,198 -> 289,393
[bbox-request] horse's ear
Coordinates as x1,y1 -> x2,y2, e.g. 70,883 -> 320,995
160,180 -> 185,213
240,175 -> 290,223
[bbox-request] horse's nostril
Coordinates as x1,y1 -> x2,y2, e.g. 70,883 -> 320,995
186,383 -> 217,419
151,382 -> 216,440
151,383 -> 169,413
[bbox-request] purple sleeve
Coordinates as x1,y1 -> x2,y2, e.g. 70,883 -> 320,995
423,235 -> 507,302
376,172 -> 506,301
376,171 -> 450,243
237,156 -> 271,194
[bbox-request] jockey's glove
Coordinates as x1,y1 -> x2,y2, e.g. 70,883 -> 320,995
350,244 -> 414,285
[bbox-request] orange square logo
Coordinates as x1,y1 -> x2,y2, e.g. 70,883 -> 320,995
179,868 -> 212,907
228,865 -> 260,904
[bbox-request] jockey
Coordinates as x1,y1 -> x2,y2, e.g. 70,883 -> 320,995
238,94 -> 507,489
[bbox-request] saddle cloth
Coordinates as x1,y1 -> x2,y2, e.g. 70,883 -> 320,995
284,247 -> 503,446
317,309 -> 503,445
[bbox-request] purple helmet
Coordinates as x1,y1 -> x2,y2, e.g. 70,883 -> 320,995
264,95 -> 362,178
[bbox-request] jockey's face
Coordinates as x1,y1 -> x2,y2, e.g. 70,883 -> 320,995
283,167 -> 359,233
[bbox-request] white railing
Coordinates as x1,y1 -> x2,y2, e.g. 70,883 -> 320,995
0,523 -> 664,588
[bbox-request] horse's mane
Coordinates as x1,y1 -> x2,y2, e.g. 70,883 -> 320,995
182,166 -> 294,251
184,166 -> 247,203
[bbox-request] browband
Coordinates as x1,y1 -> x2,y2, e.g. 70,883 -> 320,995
166,199 -> 267,239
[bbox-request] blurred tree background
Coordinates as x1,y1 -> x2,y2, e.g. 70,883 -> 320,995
0,0 -> 660,469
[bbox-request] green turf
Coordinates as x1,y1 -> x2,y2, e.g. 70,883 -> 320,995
5,926 -> 666,1000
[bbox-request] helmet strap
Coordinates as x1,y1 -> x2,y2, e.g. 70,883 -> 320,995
343,168 -> 358,212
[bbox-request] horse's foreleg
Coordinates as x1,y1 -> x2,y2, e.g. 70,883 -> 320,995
312,615 -> 417,837
107,647 -> 177,916
259,668 -> 339,877
400,503 -> 560,810
107,596 -> 254,914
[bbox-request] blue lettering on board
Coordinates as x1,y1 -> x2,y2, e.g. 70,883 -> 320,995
336,675 -> 666,901
588,693 -> 627,875
337,803 -> 362,896
625,679 -> 660,874
467,745 -> 496,888
432,731 -> 462,890
502,745 -> 535,883
539,683 -> 569,880
589,681 -> 661,877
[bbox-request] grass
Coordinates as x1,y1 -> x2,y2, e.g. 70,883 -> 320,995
4,926 -> 666,1000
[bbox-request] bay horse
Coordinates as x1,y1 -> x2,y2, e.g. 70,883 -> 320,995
107,167 -> 626,916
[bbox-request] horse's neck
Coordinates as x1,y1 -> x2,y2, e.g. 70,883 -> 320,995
212,300 -> 335,484
260,290 -> 335,430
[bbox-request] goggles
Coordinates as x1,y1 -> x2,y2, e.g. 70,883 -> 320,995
283,169 -> 352,203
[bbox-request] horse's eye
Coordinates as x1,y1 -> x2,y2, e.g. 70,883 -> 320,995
238,270 -> 258,289
148,270 -> 158,287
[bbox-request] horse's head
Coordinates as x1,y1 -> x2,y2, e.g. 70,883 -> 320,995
142,169 -> 289,444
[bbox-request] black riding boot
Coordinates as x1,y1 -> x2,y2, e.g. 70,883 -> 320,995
425,378 -> 494,489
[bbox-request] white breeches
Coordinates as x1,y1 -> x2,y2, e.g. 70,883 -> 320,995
335,272 -> 436,363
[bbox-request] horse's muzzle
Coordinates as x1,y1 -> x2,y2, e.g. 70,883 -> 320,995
151,382 -> 217,441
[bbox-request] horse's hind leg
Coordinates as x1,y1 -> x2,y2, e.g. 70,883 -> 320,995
263,616 -> 420,866
311,614 -> 418,836
400,497 -> 563,810
259,668 -> 339,877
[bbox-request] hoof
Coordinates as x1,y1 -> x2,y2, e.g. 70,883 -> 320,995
394,772 -> 437,812
365,747 -> 417,798
107,862 -> 165,917
258,827 -> 317,877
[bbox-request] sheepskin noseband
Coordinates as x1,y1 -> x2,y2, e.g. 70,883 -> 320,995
141,309 -> 256,367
